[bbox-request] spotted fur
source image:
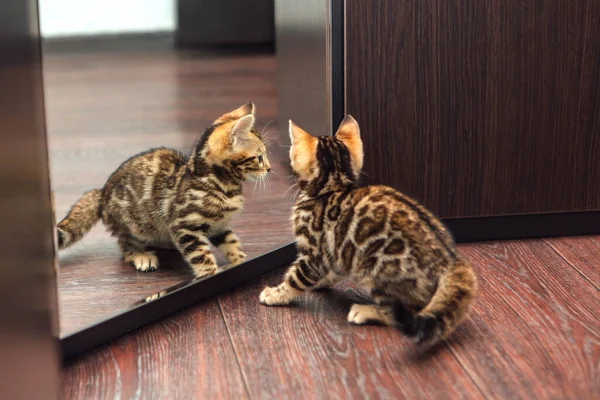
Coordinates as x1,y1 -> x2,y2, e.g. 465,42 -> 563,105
57,103 -> 271,278
260,116 -> 478,346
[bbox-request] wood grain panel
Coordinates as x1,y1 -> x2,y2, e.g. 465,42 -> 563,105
218,270 -> 483,400
452,241 -> 600,399
544,235 -> 600,288
60,299 -> 248,399
43,50 -> 295,336
346,0 -> 600,218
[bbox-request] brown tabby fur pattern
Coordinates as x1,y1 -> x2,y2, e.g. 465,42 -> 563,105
57,103 -> 271,278
260,116 -> 478,346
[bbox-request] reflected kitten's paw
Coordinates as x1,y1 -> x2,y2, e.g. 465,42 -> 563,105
259,285 -> 294,306
192,266 -> 217,280
144,290 -> 167,303
130,252 -> 159,272
228,251 -> 247,266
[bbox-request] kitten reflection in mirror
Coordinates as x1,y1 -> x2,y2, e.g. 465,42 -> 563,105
56,103 -> 271,278
260,116 -> 477,346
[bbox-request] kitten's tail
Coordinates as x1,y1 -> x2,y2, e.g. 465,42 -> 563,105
393,258 -> 478,346
56,189 -> 103,249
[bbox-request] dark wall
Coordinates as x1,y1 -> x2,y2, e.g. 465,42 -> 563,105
346,0 -> 600,218
176,0 -> 274,47
0,0 -> 60,397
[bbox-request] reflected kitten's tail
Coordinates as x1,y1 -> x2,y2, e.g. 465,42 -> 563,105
393,258 -> 478,346
56,189 -> 102,249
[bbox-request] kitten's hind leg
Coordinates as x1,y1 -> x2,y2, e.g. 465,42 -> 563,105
260,256 -> 325,306
312,271 -> 342,292
119,236 -> 159,272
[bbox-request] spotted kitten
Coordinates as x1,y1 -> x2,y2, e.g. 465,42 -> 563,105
57,103 -> 271,278
260,116 -> 477,346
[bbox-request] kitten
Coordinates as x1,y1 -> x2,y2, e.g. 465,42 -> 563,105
260,116 -> 477,346
57,103 -> 271,278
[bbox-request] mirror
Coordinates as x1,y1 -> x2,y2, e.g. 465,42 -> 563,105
40,2 -> 296,339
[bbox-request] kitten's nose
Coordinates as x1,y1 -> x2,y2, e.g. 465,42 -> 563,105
267,167 -> 271,172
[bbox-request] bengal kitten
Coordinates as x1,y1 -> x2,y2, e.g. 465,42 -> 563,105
57,103 -> 271,278
260,116 -> 477,346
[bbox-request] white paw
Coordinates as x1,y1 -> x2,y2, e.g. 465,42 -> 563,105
193,266 -> 217,280
228,251 -> 247,266
133,253 -> 159,272
347,304 -> 376,325
259,286 -> 292,306
144,290 -> 167,303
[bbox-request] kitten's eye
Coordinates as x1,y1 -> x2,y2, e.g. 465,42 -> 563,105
257,155 -> 263,163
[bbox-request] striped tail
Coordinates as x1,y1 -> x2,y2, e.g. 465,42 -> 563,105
393,258 -> 478,346
56,189 -> 102,249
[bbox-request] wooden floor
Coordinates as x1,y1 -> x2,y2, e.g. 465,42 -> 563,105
51,47 -> 599,399
43,46 -> 294,336
61,236 -> 599,399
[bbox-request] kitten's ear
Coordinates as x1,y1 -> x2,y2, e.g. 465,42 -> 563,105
335,115 -> 363,173
231,114 -> 255,145
289,120 -> 318,175
214,102 -> 255,124
289,119 -> 315,145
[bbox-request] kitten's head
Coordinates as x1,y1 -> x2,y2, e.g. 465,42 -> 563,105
201,102 -> 271,181
289,115 -> 363,196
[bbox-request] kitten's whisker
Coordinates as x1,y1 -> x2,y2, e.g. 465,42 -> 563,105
261,120 -> 275,137
262,130 -> 275,143
262,128 -> 278,139
291,188 -> 301,205
282,183 -> 298,199
260,175 -> 267,195
262,131 -> 277,146
270,169 -> 282,179
265,176 -> 273,193
261,129 -> 278,151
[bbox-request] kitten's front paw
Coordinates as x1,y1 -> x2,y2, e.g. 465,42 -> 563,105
228,251 -> 247,266
259,286 -> 292,306
193,266 -> 217,280
131,252 -> 159,272
348,304 -> 381,325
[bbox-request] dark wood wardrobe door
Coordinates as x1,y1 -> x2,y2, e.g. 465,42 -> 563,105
345,0 -> 600,218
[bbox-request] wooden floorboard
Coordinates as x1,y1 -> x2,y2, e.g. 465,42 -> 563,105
544,236 -> 600,289
218,270 -> 484,400
453,240 -> 599,399
60,299 -> 249,399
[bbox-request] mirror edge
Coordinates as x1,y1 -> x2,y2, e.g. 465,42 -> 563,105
59,242 -> 296,361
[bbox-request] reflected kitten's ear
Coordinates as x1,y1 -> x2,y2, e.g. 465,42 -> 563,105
231,114 -> 255,146
214,102 -> 256,124
335,115 -> 363,173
